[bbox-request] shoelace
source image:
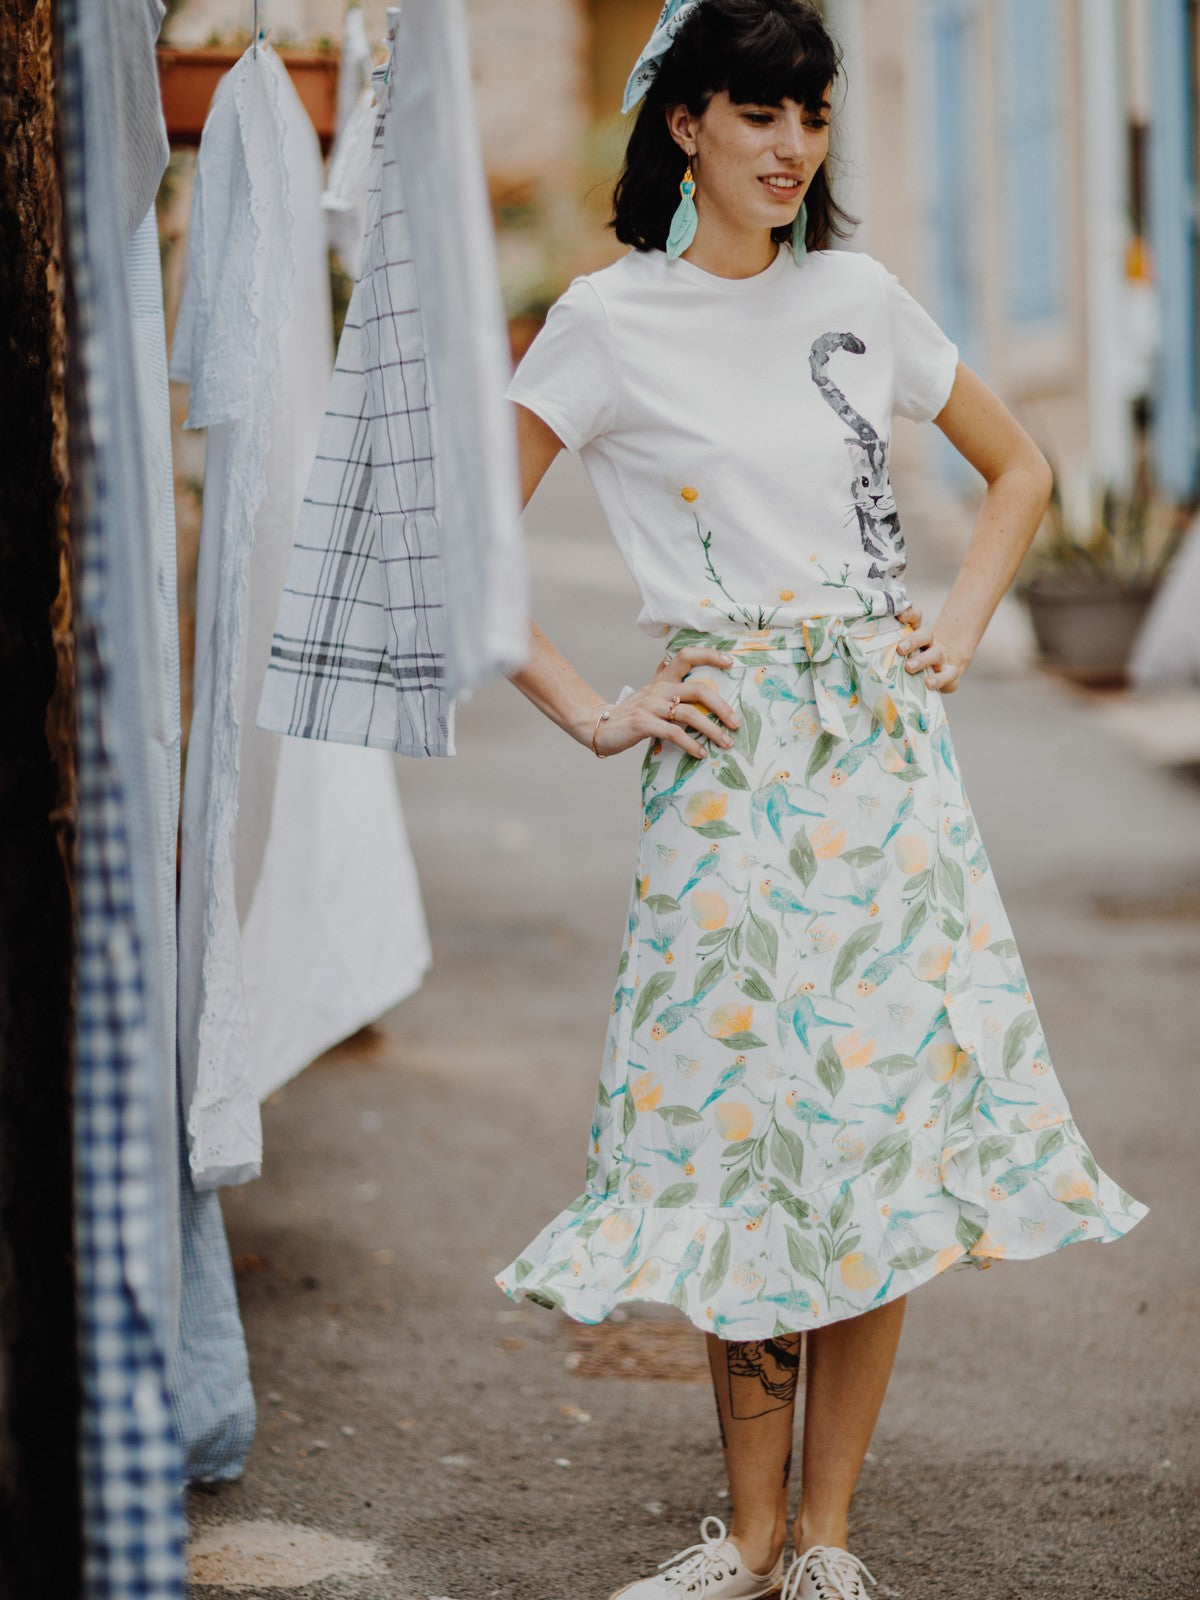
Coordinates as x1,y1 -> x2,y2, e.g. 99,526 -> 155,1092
781,1544 -> 876,1600
657,1516 -> 742,1595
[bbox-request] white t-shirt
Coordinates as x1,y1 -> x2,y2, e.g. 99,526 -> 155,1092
507,245 -> 959,636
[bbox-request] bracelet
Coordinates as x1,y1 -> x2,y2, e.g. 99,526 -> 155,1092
591,704 -> 612,758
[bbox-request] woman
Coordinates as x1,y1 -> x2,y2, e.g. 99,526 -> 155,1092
496,4 -> 1146,1596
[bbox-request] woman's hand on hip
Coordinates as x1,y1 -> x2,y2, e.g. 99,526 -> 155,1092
593,646 -> 739,759
895,603 -> 968,695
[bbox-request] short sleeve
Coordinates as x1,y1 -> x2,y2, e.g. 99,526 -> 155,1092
505,277 -> 618,452
876,261 -> 960,423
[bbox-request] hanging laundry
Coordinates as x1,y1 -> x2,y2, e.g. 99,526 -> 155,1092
258,0 -> 528,753
58,0 -> 187,1588
323,3 -> 375,277
172,40 -> 431,1190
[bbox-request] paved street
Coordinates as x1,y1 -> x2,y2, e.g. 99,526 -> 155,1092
189,456 -> 1199,1600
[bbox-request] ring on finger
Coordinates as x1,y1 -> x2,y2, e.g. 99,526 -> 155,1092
667,693 -> 681,722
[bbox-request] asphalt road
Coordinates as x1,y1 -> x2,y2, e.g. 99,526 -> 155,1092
188,455 -> 1200,1600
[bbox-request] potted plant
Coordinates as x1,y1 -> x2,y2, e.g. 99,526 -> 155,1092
1017,463 -> 1186,687
157,31 -> 339,150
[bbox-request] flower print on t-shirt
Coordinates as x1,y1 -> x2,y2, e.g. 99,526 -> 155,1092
683,486 -> 786,632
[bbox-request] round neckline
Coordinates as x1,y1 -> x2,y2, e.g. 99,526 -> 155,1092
666,243 -> 795,290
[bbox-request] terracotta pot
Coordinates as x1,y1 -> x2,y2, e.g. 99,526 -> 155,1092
157,46 -> 339,150
1021,575 -> 1158,687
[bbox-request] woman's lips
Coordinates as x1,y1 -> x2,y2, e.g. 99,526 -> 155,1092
758,177 -> 803,202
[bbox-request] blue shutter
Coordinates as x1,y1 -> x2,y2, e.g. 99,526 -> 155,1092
928,0 -> 980,367
1149,0 -> 1199,499
998,0 -> 1065,326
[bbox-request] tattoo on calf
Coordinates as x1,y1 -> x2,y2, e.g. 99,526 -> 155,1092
724,1338 -> 801,1419
782,1446 -> 793,1488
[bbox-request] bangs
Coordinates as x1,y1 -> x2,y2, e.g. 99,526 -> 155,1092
714,17 -> 838,111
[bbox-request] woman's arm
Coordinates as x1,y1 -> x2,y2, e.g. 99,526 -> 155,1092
895,362 -> 1053,693
508,402 -> 740,759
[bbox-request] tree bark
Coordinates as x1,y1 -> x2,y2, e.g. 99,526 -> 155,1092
0,0 -> 80,1593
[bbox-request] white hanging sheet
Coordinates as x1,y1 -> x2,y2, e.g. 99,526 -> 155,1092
172,43 -> 430,1187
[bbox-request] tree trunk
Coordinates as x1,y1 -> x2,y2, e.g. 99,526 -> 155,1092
0,0 -> 80,1593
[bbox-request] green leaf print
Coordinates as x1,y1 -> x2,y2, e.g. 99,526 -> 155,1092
732,701 -> 762,761
955,1214 -> 985,1251
781,1195 -> 813,1226
622,1091 -> 637,1138
645,894 -> 682,915
770,1125 -> 806,1184
596,1082 -> 611,1108
1035,1126 -> 1067,1161
815,1037 -> 845,1101
862,1130 -> 909,1172
900,897 -> 929,946
870,1053 -> 920,1076
747,913 -> 779,975
828,1186 -> 853,1234
657,1182 -> 699,1209
805,732 -> 838,785
695,955 -> 725,997
716,1030 -> 767,1052
694,820 -> 740,839
616,950 -> 629,979
714,760 -> 750,790
674,751 -> 707,790
657,1104 -> 705,1126
1001,1013 -> 1039,1076
738,969 -> 774,1002
513,1257 -> 534,1282
700,1226 -> 732,1297
634,972 -> 676,1033
831,924 -> 880,995
888,1244 -> 938,1273
937,855 -> 966,909
1080,1150 -> 1100,1184
939,912 -> 965,941
786,1229 -> 822,1282
527,1289 -> 565,1310
978,1134 -> 1014,1171
789,828 -> 818,891
721,1137 -> 757,1161
720,1167 -> 753,1207
989,938 -> 1020,961
728,922 -> 744,962
874,1145 -> 913,1197
842,846 -> 886,868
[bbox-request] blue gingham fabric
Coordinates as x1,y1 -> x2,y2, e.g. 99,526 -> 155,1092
58,0 -> 188,1590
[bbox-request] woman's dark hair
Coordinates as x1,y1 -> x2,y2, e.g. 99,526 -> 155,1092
611,0 -> 856,254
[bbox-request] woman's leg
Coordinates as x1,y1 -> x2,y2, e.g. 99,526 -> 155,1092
706,1334 -> 802,1573
793,1296 -> 907,1553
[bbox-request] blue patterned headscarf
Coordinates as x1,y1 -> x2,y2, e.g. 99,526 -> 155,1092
622,0 -> 704,114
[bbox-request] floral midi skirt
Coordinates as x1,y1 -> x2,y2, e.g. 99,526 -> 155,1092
497,615 -> 1146,1338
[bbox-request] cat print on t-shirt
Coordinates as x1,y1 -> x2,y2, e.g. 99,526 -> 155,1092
810,331 -> 906,616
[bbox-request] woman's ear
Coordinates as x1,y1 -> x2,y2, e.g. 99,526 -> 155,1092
665,103 -> 699,159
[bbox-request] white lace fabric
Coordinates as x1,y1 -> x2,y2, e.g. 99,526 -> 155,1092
782,1545 -> 876,1600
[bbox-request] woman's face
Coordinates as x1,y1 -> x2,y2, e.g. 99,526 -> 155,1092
670,86 -> 831,237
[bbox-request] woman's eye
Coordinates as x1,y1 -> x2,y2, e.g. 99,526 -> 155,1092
744,112 -> 773,124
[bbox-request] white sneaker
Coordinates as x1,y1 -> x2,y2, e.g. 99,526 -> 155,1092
611,1516 -> 785,1600
780,1544 -> 876,1600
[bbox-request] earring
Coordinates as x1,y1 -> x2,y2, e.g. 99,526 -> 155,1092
666,163 -> 698,260
791,198 -> 808,262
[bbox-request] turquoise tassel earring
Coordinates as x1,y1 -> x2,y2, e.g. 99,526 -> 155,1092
666,164 -> 698,260
791,198 -> 808,262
